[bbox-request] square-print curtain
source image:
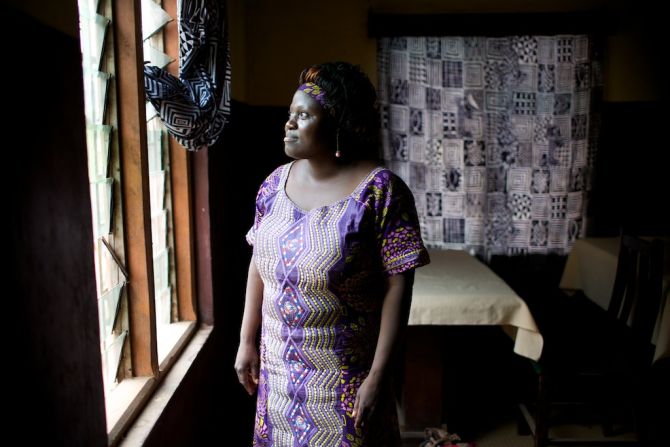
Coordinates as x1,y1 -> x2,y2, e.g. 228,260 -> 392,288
378,36 -> 602,258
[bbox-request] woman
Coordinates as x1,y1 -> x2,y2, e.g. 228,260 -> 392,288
235,61 -> 430,446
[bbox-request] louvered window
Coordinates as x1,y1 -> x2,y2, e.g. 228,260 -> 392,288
78,0 -> 199,441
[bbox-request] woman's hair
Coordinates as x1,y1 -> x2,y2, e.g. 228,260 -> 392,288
298,62 -> 381,162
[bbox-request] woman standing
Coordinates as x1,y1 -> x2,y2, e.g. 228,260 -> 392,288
235,61 -> 429,446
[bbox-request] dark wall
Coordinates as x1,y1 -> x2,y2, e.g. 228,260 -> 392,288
588,101 -> 670,237
142,334 -> 219,446
207,100 -> 290,444
7,8 -> 108,446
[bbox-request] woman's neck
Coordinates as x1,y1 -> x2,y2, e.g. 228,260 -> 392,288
297,157 -> 350,182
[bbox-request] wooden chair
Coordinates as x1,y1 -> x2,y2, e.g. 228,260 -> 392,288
519,235 -> 664,447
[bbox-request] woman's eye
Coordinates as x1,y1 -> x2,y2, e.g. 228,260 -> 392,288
287,111 -> 309,120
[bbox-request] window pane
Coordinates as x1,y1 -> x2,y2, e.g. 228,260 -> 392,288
146,101 -> 159,121
78,0 -> 130,393
141,0 -> 172,40
83,71 -> 111,125
86,124 -> 112,180
151,209 -> 167,255
90,178 -> 113,237
143,42 -> 173,69
142,0 -> 182,367
79,12 -> 109,71
153,248 -> 169,296
102,330 -> 127,391
99,282 -> 124,339
156,286 -> 172,326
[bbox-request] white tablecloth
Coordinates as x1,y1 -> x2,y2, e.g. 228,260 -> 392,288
559,237 -> 669,363
410,249 -> 544,361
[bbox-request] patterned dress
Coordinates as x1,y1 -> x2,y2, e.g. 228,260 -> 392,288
246,162 -> 429,447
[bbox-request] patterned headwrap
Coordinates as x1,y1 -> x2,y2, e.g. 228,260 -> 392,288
297,82 -> 330,109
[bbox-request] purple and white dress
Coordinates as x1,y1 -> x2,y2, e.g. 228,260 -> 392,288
247,162 -> 429,447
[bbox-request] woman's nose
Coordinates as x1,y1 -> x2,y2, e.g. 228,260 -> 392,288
285,117 -> 297,130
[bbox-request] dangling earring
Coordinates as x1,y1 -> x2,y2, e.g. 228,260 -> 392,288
335,129 -> 342,158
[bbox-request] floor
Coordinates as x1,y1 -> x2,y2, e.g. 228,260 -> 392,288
400,416 -> 532,447
392,255 -> 669,447
396,324 -> 645,447
395,325 -> 534,447
401,418 -> 640,447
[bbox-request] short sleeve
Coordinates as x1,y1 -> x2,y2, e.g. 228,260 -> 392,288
246,166 -> 283,246
374,172 -> 430,276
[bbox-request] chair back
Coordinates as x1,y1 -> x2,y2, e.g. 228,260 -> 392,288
607,235 -> 664,357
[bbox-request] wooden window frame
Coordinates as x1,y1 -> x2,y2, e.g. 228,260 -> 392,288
104,0 -> 211,443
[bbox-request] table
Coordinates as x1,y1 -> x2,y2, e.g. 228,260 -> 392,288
409,249 -> 543,360
399,249 -> 543,431
559,237 -> 669,363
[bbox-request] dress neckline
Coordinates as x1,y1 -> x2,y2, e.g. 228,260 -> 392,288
280,160 -> 384,214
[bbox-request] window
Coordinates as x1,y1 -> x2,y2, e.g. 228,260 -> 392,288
79,0 -> 129,395
77,0 -> 199,442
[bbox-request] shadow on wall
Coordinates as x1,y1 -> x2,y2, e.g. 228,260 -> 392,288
208,100 -> 290,445
588,101 -> 670,237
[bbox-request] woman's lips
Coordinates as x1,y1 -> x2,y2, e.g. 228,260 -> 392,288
284,137 -> 298,142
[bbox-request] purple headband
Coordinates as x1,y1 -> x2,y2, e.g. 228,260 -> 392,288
297,82 -> 330,109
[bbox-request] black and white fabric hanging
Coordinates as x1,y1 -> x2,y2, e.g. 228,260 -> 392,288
144,0 -> 231,151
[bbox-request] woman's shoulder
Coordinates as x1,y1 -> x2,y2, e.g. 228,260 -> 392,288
357,166 -> 413,206
367,166 -> 411,192
255,162 -> 290,199
266,163 -> 290,184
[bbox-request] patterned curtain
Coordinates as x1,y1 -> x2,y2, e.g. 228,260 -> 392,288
144,0 -> 231,151
378,36 -> 602,257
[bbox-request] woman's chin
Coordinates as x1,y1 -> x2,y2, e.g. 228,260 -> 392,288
284,145 -> 303,159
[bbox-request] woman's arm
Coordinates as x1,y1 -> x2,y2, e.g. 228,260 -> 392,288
353,272 -> 407,428
235,256 -> 264,395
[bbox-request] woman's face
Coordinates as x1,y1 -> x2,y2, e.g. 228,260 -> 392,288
284,90 -> 332,160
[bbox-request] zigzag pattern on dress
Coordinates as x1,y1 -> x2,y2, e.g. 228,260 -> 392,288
143,0 -> 231,151
256,194 -> 296,446
298,204 -> 349,446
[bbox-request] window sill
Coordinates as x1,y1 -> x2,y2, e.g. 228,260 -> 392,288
106,322 -> 213,446
157,320 -> 199,369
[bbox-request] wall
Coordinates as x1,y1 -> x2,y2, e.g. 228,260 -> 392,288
10,0 -> 666,104
603,1 -> 666,102
228,0 -> 666,106
7,5 -> 108,445
226,0 -> 668,241
228,0 -> 375,106
6,0 -> 79,37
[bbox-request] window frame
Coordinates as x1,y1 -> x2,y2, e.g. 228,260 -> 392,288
101,0 -> 206,442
